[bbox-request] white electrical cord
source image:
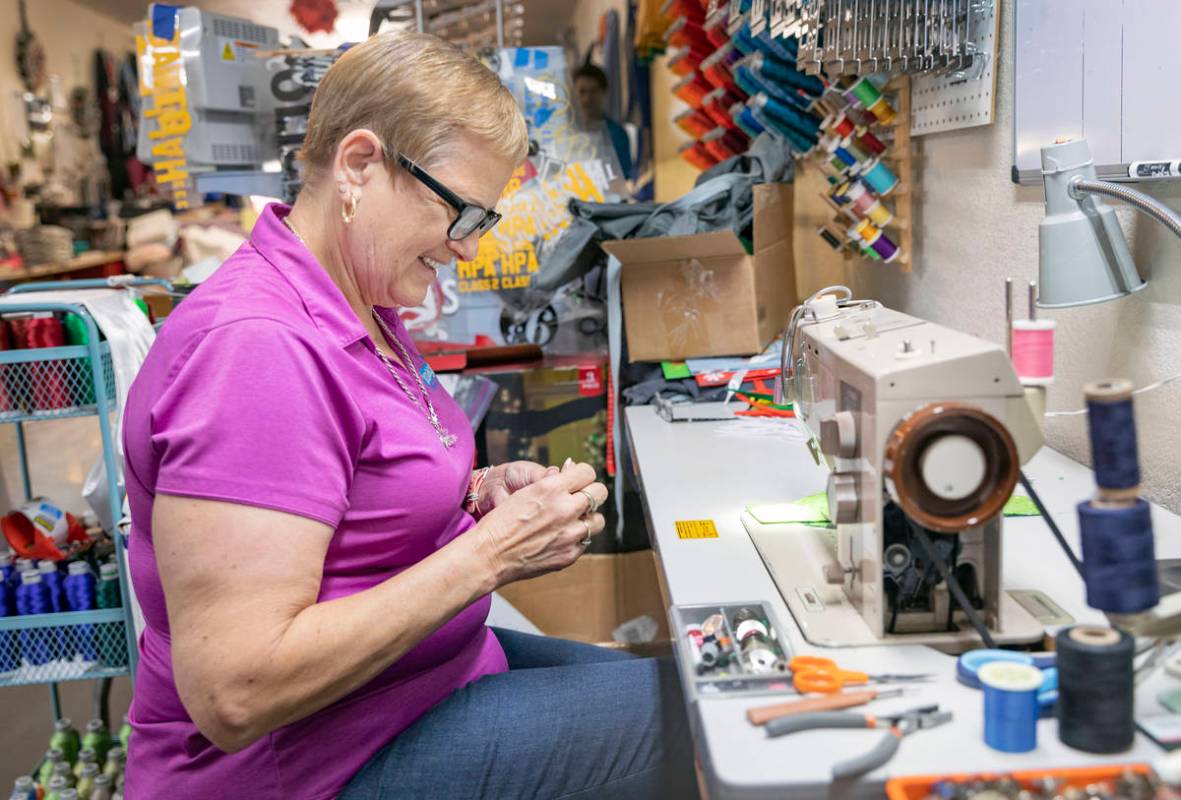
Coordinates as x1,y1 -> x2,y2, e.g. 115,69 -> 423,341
1044,372 -> 1181,417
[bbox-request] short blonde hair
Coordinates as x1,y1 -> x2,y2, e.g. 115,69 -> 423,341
300,31 -> 528,181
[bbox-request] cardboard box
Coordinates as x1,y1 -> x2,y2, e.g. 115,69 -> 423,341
602,182 -> 797,362
497,551 -> 671,655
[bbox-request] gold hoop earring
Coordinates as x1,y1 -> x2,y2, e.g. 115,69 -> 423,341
341,192 -> 359,224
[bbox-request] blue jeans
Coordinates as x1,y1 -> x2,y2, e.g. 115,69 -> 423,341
341,628 -> 700,799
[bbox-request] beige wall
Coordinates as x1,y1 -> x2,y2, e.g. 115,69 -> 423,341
793,2 -> 1181,513
0,0 -> 133,164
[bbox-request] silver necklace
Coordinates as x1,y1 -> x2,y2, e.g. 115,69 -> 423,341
371,309 -> 457,448
282,215 -> 456,448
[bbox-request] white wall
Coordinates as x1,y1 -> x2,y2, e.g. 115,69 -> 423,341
841,2 -> 1181,512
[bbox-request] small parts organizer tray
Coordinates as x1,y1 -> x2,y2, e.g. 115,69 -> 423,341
672,602 -> 792,697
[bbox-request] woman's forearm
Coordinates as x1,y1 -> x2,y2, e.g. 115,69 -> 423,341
166,504 -> 497,753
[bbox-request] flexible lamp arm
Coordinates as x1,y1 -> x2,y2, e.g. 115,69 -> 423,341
1070,177 -> 1181,240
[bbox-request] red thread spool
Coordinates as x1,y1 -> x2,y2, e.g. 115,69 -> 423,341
856,127 -> 887,155
702,61 -> 733,90
679,140 -> 718,170
673,71 -> 713,107
667,48 -> 699,77
1011,321 -> 1056,385
704,13 -> 730,48
27,316 -> 70,410
702,128 -> 741,161
832,113 -> 855,138
675,108 -> 715,138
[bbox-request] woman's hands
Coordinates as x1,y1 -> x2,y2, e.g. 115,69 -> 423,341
472,461 -> 608,588
473,461 -> 558,517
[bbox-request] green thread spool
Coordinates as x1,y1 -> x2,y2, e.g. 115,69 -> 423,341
82,720 -> 111,764
850,76 -> 881,107
39,747 -> 64,786
118,716 -> 132,751
50,719 -> 81,765
96,564 -> 127,668
62,315 -> 96,405
103,746 -> 125,782
73,747 -> 96,779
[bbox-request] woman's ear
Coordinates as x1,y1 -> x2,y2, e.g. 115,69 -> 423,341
332,129 -> 385,195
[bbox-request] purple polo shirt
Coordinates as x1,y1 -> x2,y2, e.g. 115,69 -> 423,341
121,203 -> 506,799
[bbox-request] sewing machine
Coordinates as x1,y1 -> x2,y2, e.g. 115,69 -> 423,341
744,292 -> 1048,648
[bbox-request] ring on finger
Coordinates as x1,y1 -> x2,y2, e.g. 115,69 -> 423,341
580,518 -> 593,547
577,489 -> 599,516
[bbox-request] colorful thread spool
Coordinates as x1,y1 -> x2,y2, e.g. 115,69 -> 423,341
731,104 -> 765,138
0,578 -> 16,671
673,71 -> 712,107
1010,320 -> 1055,385
1077,498 -> 1158,614
96,562 -> 126,667
1084,379 -> 1140,493
667,47 -> 698,77
840,134 -> 870,162
64,561 -> 98,661
675,108 -> 714,138
818,226 -> 843,250
866,95 -> 896,125
856,127 -> 887,156
980,662 -> 1042,753
849,76 -> 882,107
861,158 -> 899,196
1057,626 -> 1135,753
846,224 -> 882,261
704,12 -> 731,48
15,570 -> 52,665
830,113 -> 855,138
826,139 -> 858,168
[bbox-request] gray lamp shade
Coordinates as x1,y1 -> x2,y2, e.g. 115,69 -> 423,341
1038,140 -> 1146,308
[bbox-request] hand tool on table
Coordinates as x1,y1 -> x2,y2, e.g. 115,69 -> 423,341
764,704 -> 954,779
956,649 -> 1057,714
747,687 -> 907,726
788,655 -> 934,694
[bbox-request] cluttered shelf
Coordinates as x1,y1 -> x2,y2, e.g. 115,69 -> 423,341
0,608 -> 130,690
0,251 -> 126,285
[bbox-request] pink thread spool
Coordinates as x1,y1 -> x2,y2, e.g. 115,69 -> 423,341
1011,320 -> 1056,385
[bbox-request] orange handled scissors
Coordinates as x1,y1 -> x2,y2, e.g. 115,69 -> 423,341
788,656 -> 933,695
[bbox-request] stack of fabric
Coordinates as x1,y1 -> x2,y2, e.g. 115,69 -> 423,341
15,226 -> 74,266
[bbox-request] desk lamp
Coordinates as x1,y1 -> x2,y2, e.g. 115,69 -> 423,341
1038,139 -> 1181,308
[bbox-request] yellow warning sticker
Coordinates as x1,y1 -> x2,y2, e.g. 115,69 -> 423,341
675,520 -> 719,539
222,42 -> 236,61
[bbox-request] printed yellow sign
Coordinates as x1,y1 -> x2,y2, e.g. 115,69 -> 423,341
675,520 -> 719,539
222,42 -> 236,61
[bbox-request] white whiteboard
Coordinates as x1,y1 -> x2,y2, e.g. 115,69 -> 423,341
1013,0 -> 1181,184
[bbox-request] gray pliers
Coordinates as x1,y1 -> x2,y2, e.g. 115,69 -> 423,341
765,704 -> 954,779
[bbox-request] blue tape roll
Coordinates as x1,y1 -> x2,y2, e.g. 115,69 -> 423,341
862,160 -> 899,195
1078,498 -> 1159,614
980,662 -> 1041,753
1086,394 -> 1140,490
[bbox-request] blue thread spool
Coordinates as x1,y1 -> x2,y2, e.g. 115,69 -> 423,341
64,562 -> 98,661
1077,498 -> 1158,613
15,570 -> 52,665
731,104 -> 765,138
748,100 -> 816,153
38,561 -> 65,613
0,579 -> 17,672
979,662 -> 1042,752
753,51 -> 824,97
0,553 -> 13,615
861,159 -> 899,196
1084,379 -> 1141,493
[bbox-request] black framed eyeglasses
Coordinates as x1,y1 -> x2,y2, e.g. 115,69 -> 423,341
395,153 -> 502,241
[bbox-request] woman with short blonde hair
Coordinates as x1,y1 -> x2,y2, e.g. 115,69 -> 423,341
121,31 -> 696,799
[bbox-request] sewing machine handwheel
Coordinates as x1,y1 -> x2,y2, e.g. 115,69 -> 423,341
883,403 -> 1018,533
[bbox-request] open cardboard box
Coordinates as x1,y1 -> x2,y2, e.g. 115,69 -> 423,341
496,551 -> 672,656
602,182 -> 798,362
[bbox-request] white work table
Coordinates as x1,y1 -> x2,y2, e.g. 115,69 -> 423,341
624,404 -> 1178,799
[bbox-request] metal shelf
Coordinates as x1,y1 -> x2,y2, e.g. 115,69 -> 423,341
0,609 -> 131,689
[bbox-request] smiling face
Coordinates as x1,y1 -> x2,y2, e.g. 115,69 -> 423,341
343,133 -> 516,308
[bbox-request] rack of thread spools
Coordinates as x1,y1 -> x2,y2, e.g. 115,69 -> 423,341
663,0 -> 827,171
8,707 -> 131,799
0,280 -> 163,728
809,74 -> 913,269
